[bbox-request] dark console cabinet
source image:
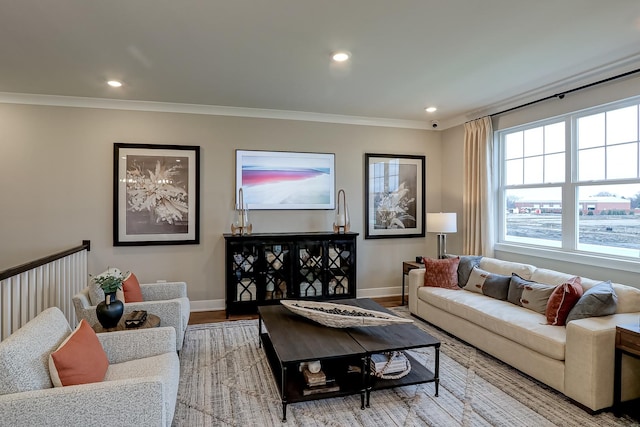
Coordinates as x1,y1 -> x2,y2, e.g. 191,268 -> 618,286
224,232 -> 358,316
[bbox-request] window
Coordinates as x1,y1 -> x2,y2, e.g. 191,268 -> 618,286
498,98 -> 640,259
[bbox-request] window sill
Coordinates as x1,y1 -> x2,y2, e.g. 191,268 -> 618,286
494,242 -> 640,275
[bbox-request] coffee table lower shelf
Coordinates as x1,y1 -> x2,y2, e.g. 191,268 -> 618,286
260,331 -> 366,421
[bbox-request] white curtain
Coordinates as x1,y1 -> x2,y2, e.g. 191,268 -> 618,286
463,116 -> 494,256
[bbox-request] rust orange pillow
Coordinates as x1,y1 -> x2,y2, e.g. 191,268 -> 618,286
123,272 -> 144,302
423,257 -> 461,290
545,276 -> 583,326
48,319 -> 109,387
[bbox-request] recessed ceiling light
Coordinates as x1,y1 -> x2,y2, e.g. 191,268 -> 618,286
107,80 -> 123,88
425,107 -> 437,113
332,51 -> 350,62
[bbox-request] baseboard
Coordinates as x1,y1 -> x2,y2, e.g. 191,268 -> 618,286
189,287 -> 402,312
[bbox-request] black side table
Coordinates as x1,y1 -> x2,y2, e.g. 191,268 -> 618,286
401,261 -> 422,305
614,324 -> 640,416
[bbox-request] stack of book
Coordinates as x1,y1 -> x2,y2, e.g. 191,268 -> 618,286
370,352 -> 407,376
302,368 -> 339,395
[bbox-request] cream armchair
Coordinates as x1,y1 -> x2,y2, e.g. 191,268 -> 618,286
0,307 -> 180,427
73,279 -> 190,350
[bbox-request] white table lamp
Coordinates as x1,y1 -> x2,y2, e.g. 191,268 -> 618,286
427,212 -> 457,259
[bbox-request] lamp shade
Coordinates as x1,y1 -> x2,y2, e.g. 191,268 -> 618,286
426,212 -> 457,233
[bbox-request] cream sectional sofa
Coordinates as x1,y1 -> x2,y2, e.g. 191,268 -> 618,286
408,256 -> 640,412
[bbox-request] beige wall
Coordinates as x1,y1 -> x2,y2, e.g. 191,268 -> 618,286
0,103 -> 443,309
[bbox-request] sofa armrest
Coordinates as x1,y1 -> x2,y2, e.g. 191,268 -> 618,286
408,268 -> 426,314
98,327 -> 176,363
565,312 -> 640,410
140,282 -> 187,301
0,377 -> 166,426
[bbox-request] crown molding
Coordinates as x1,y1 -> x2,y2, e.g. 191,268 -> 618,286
0,92 -> 432,130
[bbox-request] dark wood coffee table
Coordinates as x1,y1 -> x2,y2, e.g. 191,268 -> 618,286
258,298 -> 440,421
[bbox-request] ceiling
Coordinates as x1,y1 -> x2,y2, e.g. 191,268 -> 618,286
2,0 -> 640,130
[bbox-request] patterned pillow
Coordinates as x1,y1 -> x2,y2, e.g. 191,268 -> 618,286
566,280 -> 618,323
546,276 -> 583,326
423,257 -> 461,290
520,282 -> 555,315
464,266 -> 510,300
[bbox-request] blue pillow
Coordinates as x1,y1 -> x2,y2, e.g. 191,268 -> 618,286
565,281 -> 617,323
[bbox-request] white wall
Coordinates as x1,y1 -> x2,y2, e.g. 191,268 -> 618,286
0,103 -> 443,309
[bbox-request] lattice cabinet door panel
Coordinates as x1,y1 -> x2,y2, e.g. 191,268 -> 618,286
263,243 -> 291,301
296,240 -> 325,298
326,241 -> 354,297
230,243 -> 260,305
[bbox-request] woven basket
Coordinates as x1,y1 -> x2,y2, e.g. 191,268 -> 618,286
280,300 -> 414,328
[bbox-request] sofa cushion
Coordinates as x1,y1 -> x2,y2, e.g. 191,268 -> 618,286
464,266 -> 510,300
417,286 -> 566,360
566,281 -> 618,323
49,319 -> 109,387
520,282 -> 555,315
546,276 -> 583,326
423,257 -> 461,290
0,307 -> 71,395
478,258 -> 535,280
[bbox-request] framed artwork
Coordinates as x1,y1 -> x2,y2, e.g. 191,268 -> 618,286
364,153 -> 425,239
113,143 -> 200,246
236,150 -> 335,210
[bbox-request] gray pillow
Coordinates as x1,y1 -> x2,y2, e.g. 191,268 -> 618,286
508,274 -> 533,306
566,281 -> 618,323
520,282 -> 555,315
458,256 -> 483,288
464,266 -> 510,300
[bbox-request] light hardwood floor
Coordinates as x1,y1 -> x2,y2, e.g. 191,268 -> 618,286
188,296 -> 403,325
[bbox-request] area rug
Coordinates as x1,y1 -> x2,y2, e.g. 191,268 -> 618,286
173,307 -> 638,426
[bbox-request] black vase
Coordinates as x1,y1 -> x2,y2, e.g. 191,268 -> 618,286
96,292 -> 124,328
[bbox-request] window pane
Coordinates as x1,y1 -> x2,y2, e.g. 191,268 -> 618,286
577,113 -> 604,149
505,159 -> 523,186
544,153 -> 564,183
544,122 -> 565,154
505,132 -> 523,160
577,184 -> 640,257
523,156 -> 543,184
524,127 -> 543,157
607,105 -> 638,145
505,187 -> 562,247
578,147 -> 605,181
607,143 -> 637,179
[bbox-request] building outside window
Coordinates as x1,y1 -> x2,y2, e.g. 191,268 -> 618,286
497,97 -> 640,259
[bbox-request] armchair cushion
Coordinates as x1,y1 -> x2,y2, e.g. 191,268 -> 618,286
49,319 -> 109,387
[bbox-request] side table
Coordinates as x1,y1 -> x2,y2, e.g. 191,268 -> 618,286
93,313 -> 161,333
402,261 -> 423,305
614,323 -> 640,416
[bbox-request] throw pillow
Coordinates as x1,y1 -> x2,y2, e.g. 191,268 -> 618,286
464,266 -> 510,300
565,280 -> 618,323
457,255 -> 483,288
508,274 -> 534,306
49,319 -> 109,387
546,276 -> 583,326
423,257 -> 461,290
520,282 -> 556,315
123,272 -> 144,302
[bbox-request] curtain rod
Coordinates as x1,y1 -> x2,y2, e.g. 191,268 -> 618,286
480,66 -> 640,119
